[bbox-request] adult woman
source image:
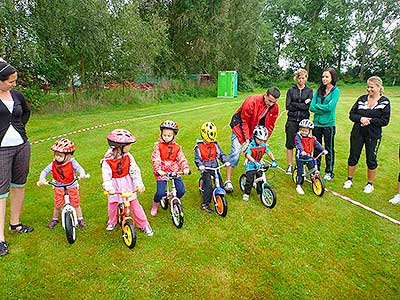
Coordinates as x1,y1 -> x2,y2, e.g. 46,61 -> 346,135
0,60 -> 33,256
310,67 -> 340,181
284,68 -> 313,174
343,76 -> 391,193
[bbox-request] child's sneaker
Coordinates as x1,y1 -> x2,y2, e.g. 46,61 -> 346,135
286,165 -> 292,174
142,225 -> 154,236
224,180 -> 233,193
296,185 -> 305,195
106,224 -> 115,231
0,241 -> 9,257
242,194 -> 249,201
151,202 -> 159,216
47,219 -> 59,229
389,194 -> 400,204
201,203 -> 213,213
323,173 -> 334,181
78,219 -> 87,228
363,183 -> 374,194
343,179 -> 353,189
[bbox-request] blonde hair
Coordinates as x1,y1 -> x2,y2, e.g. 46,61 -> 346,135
294,68 -> 308,81
368,76 -> 384,96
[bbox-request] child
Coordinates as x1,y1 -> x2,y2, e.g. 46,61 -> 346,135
294,119 -> 328,195
242,125 -> 277,201
194,122 -> 230,213
37,138 -> 87,228
101,129 -> 153,236
150,120 -> 190,216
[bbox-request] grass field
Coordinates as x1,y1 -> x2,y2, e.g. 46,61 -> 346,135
2,85 -> 400,299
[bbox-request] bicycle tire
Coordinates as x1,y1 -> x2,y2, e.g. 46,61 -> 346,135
64,211 -> 76,244
171,199 -> 184,228
122,221 -> 137,249
214,194 -> 228,217
260,184 -> 277,209
312,175 -> 325,197
239,174 -> 246,192
292,168 -> 304,185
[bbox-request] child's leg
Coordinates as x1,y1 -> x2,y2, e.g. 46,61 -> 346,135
244,170 -> 256,195
52,207 -> 61,219
153,180 -> 167,203
255,170 -> 263,194
201,171 -> 213,206
296,160 -> 305,185
107,202 -> 118,225
174,177 -> 186,199
130,199 -> 149,229
68,187 -> 83,219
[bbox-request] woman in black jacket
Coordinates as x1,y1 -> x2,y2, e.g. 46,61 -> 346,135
0,59 -> 33,257
343,76 -> 391,193
284,68 -> 313,174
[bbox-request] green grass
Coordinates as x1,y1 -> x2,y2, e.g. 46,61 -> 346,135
1,86 -> 400,299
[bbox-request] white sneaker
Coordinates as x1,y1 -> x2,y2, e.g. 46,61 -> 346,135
242,194 -> 249,201
389,194 -> 400,204
224,180 -> 233,193
106,224 -> 115,231
286,166 -> 292,175
343,180 -> 353,189
142,225 -> 154,237
323,173 -> 334,181
363,183 -> 374,194
296,185 -> 305,195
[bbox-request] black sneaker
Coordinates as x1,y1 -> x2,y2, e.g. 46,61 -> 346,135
201,204 -> 213,213
0,241 -> 9,257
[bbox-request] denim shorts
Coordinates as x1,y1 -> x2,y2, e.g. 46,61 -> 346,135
227,132 -> 242,167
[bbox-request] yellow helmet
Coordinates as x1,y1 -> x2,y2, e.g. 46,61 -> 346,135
200,122 -> 217,143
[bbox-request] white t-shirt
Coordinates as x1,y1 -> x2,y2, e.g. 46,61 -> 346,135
0,99 -> 24,147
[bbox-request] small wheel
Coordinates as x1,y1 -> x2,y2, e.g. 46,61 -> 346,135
117,204 -> 123,225
171,199 -> 184,228
260,184 -> 277,209
292,168 -> 304,185
214,194 -> 228,217
198,178 -> 204,196
122,221 -> 137,249
312,175 -> 325,196
160,196 -> 168,210
239,174 -> 246,192
64,211 -> 76,244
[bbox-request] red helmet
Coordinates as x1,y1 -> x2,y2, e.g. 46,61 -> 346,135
107,129 -> 136,148
160,120 -> 179,134
51,138 -> 75,153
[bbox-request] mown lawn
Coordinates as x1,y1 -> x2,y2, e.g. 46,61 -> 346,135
1,85 -> 399,299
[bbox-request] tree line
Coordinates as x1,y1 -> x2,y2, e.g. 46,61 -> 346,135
1,0 -> 399,90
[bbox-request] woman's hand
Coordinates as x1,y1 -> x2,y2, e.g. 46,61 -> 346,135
360,117 -> 371,126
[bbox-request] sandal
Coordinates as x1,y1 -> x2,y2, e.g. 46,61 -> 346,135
9,223 -> 34,233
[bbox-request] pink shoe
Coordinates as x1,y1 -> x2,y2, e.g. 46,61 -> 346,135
151,202 -> 159,216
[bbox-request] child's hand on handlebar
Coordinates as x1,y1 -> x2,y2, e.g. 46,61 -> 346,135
322,150 -> 328,155
157,170 -> 166,176
270,160 -> 278,168
199,165 -> 205,171
37,179 -> 46,186
254,161 -> 262,170
183,168 -> 190,175
107,189 -> 116,195
137,187 -> 145,194
301,151 -> 307,156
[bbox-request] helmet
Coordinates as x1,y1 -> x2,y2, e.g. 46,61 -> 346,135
51,138 -> 75,153
253,125 -> 268,141
299,119 -> 314,129
160,120 -> 179,134
107,129 -> 136,148
200,122 -> 217,142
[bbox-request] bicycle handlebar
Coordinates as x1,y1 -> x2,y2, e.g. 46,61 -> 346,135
156,170 -> 191,178
103,189 -> 139,198
202,163 -> 228,172
41,174 -> 90,188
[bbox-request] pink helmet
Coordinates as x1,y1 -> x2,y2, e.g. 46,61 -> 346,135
107,129 -> 136,148
160,120 -> 179,134
51,138 -> 76,153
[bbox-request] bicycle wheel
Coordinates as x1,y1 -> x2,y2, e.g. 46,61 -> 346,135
260,184 -> 277,209
117,204 -> 123,225
198,178 -> 204,196
171,199 -> 184,228
122,221 -> 137,249
160,196 -> 168,210
239,174 -> 246,192
214,194 -> 228,217
64,211 -> 76,244
292,168 -> 304,185
312,175 -> 325,197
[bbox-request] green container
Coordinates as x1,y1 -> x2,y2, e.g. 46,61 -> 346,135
217,71 -> 238,98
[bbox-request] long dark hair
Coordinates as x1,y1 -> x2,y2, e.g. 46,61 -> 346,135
0,61 -> 17,81
317,67 -> 337,97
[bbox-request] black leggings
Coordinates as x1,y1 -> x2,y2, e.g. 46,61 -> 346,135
313,126 -> 335,174
348,131 -> 381,170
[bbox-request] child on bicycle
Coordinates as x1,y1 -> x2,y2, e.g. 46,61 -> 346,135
37,138 -> 87,228
101,129 -> 153,236
194,122 -> 230,213
150,120 -> 190,216
242,125 -> 277,201
294,119 -> 328,195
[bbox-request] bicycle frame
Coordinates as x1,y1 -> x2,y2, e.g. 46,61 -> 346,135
203,165 -> 227,200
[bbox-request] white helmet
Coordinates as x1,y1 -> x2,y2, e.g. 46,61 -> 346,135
299,119 -> 314,129
253,125 -> 268,140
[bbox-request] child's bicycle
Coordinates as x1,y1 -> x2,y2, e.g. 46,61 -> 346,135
239,161 -> 277,209
291,153 -> 325,196
103,190 -> 138,249
159,171 -> 191,228
198,164 -> 228,217
42,174 -> 90,244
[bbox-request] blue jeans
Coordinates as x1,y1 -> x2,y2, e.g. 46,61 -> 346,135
228,132 -> 242,167
153,177 -> 186,202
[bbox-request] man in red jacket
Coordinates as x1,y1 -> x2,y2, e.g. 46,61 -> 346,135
224,87 -> 280,192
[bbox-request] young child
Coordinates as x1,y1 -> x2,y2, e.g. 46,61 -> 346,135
294,119 -> 328,195
101,129 -> 153,236
194,122 -> 230,213
37,138 -> 87,228
150,120 -> 190,216
242,125 -> 277,201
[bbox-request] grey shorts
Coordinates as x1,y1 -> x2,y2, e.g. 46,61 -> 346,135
0,141 -> 31,196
